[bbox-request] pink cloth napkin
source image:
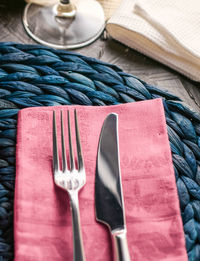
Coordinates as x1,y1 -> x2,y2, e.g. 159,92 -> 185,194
14,99 -> 188,261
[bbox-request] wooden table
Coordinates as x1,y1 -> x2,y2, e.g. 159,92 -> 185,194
1,3 -> 200,113
1,4 -> 200,261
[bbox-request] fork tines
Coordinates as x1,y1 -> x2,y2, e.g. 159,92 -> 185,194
53,109 -> 84,174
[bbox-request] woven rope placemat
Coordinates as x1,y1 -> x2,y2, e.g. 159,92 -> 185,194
0,42 -> 199,261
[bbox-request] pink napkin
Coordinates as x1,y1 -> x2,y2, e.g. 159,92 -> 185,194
14,99 -> 188,261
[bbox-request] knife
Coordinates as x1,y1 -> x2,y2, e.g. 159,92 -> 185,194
95,113 -> 131,261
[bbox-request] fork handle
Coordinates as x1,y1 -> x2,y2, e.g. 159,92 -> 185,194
70,192 -> 86,261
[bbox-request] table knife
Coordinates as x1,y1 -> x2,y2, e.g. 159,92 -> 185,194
95,113 -> 131,261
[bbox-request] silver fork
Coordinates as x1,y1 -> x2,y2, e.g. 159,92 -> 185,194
53,109 -> 86,261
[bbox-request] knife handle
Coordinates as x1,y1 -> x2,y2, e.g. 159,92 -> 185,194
112,230 -> 131,261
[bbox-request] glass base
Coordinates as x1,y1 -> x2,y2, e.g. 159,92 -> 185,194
22,0 -> 105,49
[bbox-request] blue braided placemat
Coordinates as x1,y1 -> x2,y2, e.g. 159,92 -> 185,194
0,42 -> 199,261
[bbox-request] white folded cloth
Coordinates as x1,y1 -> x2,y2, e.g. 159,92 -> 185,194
107,0 -> 200,81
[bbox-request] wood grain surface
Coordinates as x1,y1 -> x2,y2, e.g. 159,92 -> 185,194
0,2 -> 200,112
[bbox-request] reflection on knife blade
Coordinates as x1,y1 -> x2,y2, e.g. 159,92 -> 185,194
95,113 -> 131,261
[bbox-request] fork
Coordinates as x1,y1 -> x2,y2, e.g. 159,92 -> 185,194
53,109 -> 86,261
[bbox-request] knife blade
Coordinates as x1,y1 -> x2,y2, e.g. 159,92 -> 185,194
95,113 -> 131,261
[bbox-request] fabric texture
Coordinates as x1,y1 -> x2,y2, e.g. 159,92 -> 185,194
107,0 -> 200,81
14,99 -> 187,261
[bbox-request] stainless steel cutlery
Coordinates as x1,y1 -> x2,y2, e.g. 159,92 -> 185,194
52,111 -> 130,261
95,113 -> 130,261
52,110 -> 86,261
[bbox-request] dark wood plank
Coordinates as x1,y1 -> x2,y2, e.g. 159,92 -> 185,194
0,3 -> 200,112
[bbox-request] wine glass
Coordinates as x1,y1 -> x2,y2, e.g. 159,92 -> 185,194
22,0 -> 105,49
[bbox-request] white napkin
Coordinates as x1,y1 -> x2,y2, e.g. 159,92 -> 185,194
107,0 -> 200,81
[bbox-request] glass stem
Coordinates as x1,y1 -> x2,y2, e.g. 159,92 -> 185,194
56,0 -> 76,18
60,0 -> 70,4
